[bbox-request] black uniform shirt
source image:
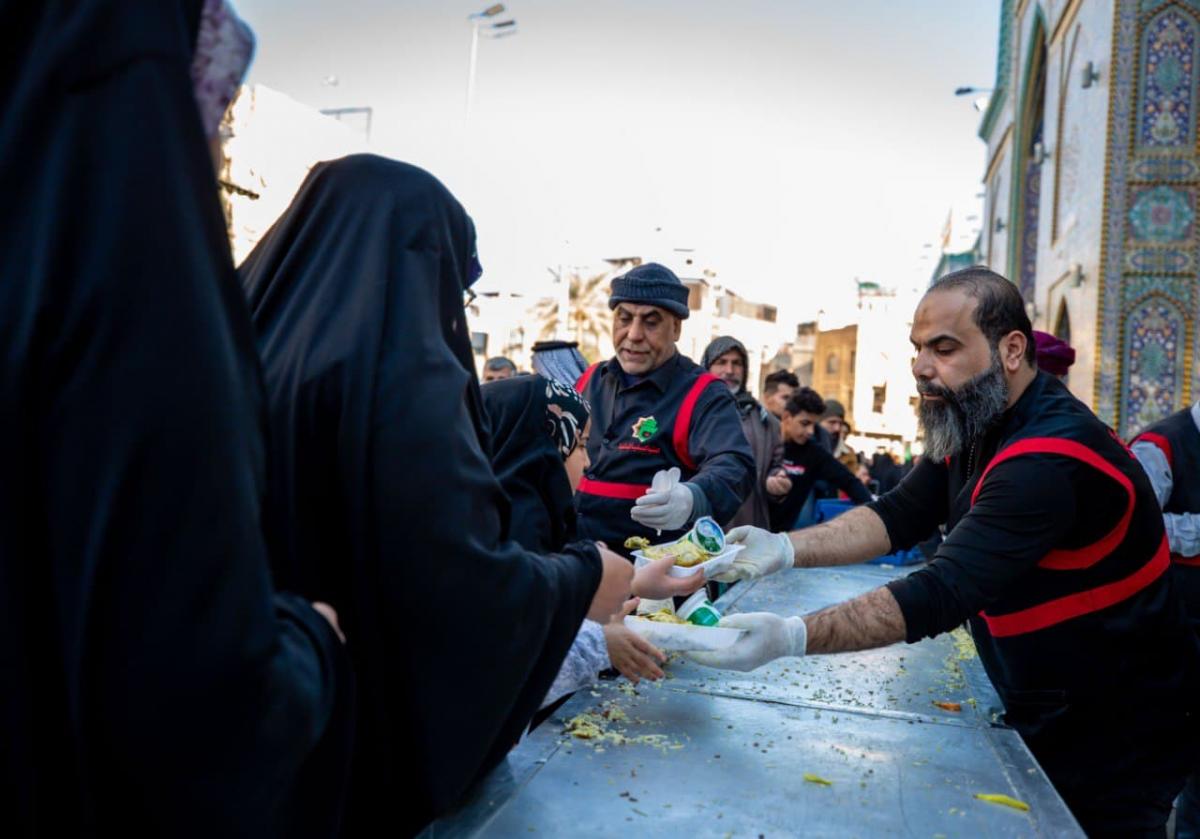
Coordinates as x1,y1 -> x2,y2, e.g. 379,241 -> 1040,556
769,438 -> 872,531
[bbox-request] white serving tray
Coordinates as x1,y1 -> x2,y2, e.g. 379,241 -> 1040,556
624,615 -> 745,651
631,543 -> 744,578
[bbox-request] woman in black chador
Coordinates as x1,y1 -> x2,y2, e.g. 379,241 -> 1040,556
240,154 -> 630,835
2,3 -> 350,836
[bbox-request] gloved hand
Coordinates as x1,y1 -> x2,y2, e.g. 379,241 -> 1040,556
686,612 -> 807,672
631,469 -> 695,531
708,526 -> 795,583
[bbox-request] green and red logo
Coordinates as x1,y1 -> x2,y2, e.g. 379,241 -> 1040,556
631,416 -> 659,442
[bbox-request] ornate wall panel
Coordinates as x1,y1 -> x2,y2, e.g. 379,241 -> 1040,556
1096,0 -> 1200,434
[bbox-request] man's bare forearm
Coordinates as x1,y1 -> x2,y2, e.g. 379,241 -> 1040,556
788,505 -> 891,568
803,586 -> 907,654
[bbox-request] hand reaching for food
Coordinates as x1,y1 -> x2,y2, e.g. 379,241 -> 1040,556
632,555 -> 707,600
603,612 -> 667,684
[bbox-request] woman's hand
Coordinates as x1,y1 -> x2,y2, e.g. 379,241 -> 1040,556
602,607 -> 667,684
632,555 -> 706,600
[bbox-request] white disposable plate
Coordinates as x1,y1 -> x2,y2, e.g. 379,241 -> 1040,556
631,543 -> 744,578
624,615 -> 745,651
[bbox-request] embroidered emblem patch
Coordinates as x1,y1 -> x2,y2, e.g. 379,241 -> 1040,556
631,416 -> 659,442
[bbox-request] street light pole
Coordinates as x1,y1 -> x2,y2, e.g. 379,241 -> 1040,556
465,4 -> 517,122
466,19 -> 481,118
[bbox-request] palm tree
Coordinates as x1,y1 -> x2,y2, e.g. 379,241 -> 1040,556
533,258 -> 641,362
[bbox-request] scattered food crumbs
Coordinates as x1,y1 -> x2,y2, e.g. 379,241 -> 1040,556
933,701 -> 962,712
973,793 -> 1030,812
632,809 -> 648,817
803,773 -> 833,786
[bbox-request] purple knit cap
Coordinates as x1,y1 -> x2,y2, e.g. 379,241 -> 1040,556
1034,330 -> 1076,376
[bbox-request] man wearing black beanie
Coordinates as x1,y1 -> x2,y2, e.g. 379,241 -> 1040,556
573,263 -> 754,682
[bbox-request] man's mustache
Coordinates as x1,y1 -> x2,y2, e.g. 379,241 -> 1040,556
916,379 -> 957,402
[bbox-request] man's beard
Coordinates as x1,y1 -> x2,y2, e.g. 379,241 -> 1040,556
917,355 -> 1009,461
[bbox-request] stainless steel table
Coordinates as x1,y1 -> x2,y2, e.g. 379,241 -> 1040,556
423,565 -> 1082,838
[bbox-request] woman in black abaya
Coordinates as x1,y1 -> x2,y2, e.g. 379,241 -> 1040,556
2,3 -> 349,836
481,375 -> 592,554
481,374 -> 705,719
239,154 -> 629,835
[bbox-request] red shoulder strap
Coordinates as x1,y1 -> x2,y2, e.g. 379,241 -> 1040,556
970,437 -> 1135,571
672,372 -> 721,471
574,362 -> 601,395
1132,431 -> 1174,470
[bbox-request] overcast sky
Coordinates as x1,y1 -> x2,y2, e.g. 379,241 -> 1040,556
236,0 -> 999,327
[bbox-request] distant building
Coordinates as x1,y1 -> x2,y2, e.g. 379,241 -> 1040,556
467,290 -> 550,376
811,324 -> 858,425
848,285 -> 921,455
220,84 -> 366,264
764,321 -> 817,389
809,283 -> 922,457
665,251 -> 790,398
977,0 -> 1200,435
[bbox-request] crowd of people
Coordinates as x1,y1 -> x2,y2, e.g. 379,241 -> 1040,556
8,4 -> 1200,838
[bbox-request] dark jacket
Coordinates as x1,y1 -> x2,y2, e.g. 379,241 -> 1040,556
769,438 -> 873,531
701,336 -> 784,529
240,155 -> 600,836
575,353 -> 754,550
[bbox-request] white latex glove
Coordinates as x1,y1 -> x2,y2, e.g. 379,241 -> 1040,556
630,469 -> 694,531
686,612 -> 807,672
708,526 -> 795,583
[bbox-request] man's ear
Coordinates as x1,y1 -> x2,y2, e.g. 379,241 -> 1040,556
672,316 -> 683,340
1000,330 -> 1028,372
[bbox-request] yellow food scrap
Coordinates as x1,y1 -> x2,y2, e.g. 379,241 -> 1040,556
563,707 -> 683,751
803,773 -> 833,786
624,536 -> 651,551
932,701 -> 962,712
973,793 -> 1030,812
951,627 -> 978,661
602,706 -> 628,723
637,609 -> 688,625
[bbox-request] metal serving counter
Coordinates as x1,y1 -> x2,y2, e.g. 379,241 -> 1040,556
423,565 -> 1082,838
